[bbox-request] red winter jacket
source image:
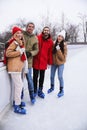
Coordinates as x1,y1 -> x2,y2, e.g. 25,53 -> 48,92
33,33 -> 53,70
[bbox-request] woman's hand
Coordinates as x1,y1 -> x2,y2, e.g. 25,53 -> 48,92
56,45 -> 60,50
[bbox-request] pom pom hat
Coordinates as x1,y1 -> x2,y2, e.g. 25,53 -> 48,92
58,30 -> 66,40
12,26 -> 22,35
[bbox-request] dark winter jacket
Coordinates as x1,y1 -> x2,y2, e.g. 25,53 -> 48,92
33,33 -> 53,70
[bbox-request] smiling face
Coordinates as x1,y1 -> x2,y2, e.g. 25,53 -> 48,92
57,35 -> 64,43
43,27 -> 50,35
14,31 -> 23,40
42,27 -> 50,39
26,23 -> 35,34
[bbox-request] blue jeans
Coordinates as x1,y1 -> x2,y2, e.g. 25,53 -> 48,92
26,68 -> 34,92
50,64 -> 64,88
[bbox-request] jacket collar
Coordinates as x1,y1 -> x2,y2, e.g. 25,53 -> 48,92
24,31 -> 35,37
39,33 -> 52,41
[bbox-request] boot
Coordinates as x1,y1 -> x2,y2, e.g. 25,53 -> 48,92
38,89 -> 45,99
14,105 -> 26,114
30,90 -> 36,104
47,84 -> 54,94
34,90 -> 38,98
13,101 -> 26,107
57,87 -> 64,97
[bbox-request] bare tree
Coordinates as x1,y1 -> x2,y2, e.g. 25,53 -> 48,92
78,13 -> 87,42
36,13 -> 61,40
0,18 -> 27,43
66,23 -> 79,43
9,18 -> 27,30
0,31 -> 12,43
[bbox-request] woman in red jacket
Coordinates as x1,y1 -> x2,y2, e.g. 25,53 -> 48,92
33,27 -> 53,98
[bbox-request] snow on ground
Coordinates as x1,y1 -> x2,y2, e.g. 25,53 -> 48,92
0,45 -> 87,130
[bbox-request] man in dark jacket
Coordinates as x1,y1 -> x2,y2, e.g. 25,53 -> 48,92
33,26 -> 53,98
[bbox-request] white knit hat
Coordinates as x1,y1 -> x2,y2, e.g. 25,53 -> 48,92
58,30 -> 66,39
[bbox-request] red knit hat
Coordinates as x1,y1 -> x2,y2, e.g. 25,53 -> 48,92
12,26 -> 22,35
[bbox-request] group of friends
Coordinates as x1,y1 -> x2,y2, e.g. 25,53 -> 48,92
5,22 -> 67,114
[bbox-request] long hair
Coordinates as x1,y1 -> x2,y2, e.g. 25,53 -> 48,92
53,38 -> 65,54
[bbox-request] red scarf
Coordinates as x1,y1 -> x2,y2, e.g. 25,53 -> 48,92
20,45 -> 26,61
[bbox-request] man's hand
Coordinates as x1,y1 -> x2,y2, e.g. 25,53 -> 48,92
26,51 -> 32,58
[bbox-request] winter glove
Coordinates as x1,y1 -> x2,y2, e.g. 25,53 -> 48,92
56,45 -> 60,50
19,48 -> 25,55
15,46 -> 25,55
21,48 -> 25,52
26,51 -> 32,58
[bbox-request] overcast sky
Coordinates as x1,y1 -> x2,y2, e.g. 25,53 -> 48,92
0,0 -> 87,32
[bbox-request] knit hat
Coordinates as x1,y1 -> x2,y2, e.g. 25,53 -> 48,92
12,26 -> 22,35
58,30 -> 66,39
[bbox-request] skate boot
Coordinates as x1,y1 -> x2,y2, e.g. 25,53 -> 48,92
13,101 -> 26,107
30,90 -> 36,104
47,84 -> 54,94
14,105 -> 26,114
57,87 -> 64,97
38,89 -> 45,99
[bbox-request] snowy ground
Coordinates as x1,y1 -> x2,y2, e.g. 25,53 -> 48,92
0,45 -> 87,130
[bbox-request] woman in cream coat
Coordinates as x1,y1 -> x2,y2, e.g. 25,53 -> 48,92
6,26 -> 28,114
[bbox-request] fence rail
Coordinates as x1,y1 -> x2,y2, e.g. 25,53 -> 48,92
0,42 -> 5,62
